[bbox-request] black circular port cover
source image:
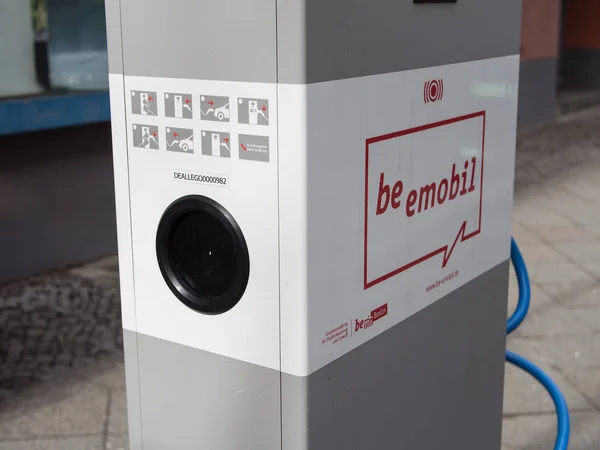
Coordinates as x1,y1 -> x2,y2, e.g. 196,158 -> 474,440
156,195 -> 250,315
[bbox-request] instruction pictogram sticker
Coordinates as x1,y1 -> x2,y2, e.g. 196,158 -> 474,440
238,98 -> 269,126
201,131 -> 231,158
166,127 -> 195,154
200,95 -> 230,122
165,93 -> 193,119
364,112 -> 485,289
239,134 -> 269,162
132,124 -> 159,149
131,91 -> 158,116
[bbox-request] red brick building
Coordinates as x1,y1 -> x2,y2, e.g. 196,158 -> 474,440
520,0 -> 600,125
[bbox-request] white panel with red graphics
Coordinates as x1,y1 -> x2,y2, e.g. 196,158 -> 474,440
278,55 -> 519,377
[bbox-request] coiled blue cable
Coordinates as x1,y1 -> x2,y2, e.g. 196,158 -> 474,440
507,238 -> 531,335
506,237 -> 570,450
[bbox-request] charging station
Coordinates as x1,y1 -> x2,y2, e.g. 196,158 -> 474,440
105,0 -> 522,448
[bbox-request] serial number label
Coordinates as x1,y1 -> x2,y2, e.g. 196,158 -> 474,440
173,171 -> 229,187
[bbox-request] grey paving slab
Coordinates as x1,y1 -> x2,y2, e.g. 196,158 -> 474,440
564,182 -> 600,208
526,334 -> 600,371
502,412 -> 600,450
504,338 -> 594,415
581,261 -> 600,279
0,436 -> 104,450
517,243 -> 570,264
0,269 -> 123,391
536,194 -> 600,227
570,310 -> 600,333
561,207 -> 600,227
526,261 -> 596,287
552,241 -> 600,263
503,361 -> 593,415
106,434 -> 129,450
107,390 -> 129,435
513,204 -> 574,228
539,280 -> 600,309
0,377 -> 109,439
512,304 -> 596,338
582,225 -> 600,238
534,186 -> 589,204
530,225 -> 598,244
565,369 -> 600,410
511,223 -> 544,245
75,356 -> 126,391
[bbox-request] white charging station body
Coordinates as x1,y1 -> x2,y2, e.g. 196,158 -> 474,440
106,0 -> 522,448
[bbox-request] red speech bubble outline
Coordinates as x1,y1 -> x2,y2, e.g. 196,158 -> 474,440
363,111 -> 486,290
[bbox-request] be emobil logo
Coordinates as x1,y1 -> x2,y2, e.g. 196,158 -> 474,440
364,112 -> 486,289
355,303 -> 389,333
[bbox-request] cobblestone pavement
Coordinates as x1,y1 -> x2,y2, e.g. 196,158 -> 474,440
1,105 -> 600,449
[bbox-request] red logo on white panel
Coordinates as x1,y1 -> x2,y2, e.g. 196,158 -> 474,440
424,79 -> 444,103
364,112 -> 486,290
354,303 -> 388,333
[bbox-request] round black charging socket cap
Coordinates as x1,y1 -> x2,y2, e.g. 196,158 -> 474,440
156,195 -> 250,315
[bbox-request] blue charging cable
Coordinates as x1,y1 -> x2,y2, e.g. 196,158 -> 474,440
506,237 -> 571,450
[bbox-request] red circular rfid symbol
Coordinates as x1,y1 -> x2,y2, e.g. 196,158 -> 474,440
424,79 -> 444,103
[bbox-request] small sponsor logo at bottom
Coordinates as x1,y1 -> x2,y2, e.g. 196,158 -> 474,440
355,303 -> 388,333
321,322 -> 349,345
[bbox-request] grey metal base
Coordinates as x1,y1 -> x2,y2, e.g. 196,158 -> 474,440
123,260 -> 509,450
518,58 -> 559,128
